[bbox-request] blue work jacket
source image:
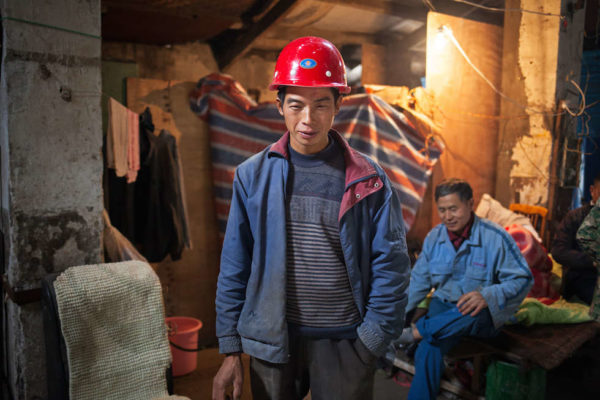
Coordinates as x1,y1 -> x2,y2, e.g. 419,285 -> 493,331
216,130 -> 411,363
407,216 -> 533,328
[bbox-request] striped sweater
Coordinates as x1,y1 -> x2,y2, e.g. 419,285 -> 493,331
286,138 -> 361,337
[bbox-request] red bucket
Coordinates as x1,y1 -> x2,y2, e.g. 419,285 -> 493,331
166,317 -> 203,376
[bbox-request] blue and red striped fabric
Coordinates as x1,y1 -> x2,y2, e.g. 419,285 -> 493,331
190,73 -> 443,235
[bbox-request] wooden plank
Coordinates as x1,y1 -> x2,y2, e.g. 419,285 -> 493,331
396,0 -> 503,54
261,25 -> 382,47
127,77 -> 221,345
103,0 -> 254,19
316,0 -> 502,25
361,43 -> 387,85
316,0 -> 427,21
211,0 -> 301,70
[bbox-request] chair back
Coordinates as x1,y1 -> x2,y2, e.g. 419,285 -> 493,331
509,203 -> 548,243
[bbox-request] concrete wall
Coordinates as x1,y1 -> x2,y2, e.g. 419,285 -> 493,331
103,41 -> 277,103
1,0 -> 103,398
495,0 -> 586,207
102,41 -> 219,83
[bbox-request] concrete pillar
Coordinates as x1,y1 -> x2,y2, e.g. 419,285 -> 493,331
425,12 -> 503,209
495,0 -> 586,207
0,0 -> 103,398
361,43 -> 387,85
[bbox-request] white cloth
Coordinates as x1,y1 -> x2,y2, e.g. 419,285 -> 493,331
475,193 -> 541,242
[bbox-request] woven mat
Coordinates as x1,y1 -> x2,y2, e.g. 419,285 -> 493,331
499,322 -> 600,370
54,261 -> 189,400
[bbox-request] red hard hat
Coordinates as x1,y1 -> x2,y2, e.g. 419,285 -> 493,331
269,36 -> 351,94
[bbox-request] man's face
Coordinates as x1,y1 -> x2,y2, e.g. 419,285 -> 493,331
277,86 -> 341,155
590,180 -> 600,204
436,193 -> 474,233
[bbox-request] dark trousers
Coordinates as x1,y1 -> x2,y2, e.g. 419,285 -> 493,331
564,269 -> 596,305
250,336 -> 376,400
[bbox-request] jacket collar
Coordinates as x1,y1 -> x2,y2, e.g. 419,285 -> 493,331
438,214 -> 482,249
268,129 -> 377,187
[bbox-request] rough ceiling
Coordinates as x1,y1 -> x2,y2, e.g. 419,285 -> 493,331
101,0 -> 505,69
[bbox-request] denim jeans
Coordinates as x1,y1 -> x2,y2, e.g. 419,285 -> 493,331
407,297 -> 499,400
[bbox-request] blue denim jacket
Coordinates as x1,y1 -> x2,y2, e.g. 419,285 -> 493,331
407,216 -> 533,328
216,130 -> 411,363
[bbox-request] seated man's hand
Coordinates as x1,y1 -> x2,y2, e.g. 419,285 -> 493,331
457,290 -> 488,317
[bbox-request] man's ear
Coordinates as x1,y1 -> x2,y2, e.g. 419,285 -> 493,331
468,198 -> 474,210
334,95 -> 342,115
276,97 -> 284,116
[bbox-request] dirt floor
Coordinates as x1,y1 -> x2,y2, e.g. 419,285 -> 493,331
172,347 -> 412,399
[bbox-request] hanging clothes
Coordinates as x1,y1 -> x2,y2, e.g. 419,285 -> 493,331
107,107 -> 191,263
106,97 -> 140,182
126,108 -> 140,183
133,111 -> 191,261
106,98 -> 129,177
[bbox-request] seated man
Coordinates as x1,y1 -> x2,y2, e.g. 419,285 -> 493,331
552,173 -> 600,304
400,178 -> 533,400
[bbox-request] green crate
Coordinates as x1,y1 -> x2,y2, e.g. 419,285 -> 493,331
485,360 -> 546,400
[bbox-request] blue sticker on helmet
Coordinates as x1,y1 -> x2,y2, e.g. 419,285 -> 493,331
299,58 -> 317,69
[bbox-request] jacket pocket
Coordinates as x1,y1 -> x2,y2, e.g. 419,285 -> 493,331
464,259 -> 488,293
466,259 -> 487,280
430,263 -> 452,287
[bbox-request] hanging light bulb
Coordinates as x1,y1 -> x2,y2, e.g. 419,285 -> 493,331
431,25 -> 451,54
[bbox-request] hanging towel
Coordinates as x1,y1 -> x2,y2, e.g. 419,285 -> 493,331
53,261 -> 188,400
107,98 -> 130,177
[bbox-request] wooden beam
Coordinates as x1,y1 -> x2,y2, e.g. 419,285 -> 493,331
262,25 -> 382,47
398,26 -> 427,52
210,0 -> 300,70
102,0 -> 246,19
317,0 -> 503,27
396,0 -> 503,53
316,0 -> 428,21
431,0 -> 504,26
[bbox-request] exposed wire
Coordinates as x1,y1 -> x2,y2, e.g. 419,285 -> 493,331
0,16 -> 101,39
451,0 -> 565,19
421,0 -> 436,12
585,99 -> 600,110
440,25 -> 563,116
564,79 -> 586,117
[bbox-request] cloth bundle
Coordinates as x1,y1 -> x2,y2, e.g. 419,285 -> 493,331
505,224 -> 559,301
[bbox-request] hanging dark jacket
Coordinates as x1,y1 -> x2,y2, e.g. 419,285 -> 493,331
134,109 -> 188,262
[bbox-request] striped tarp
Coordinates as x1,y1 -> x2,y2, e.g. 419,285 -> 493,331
190,73 -> 443,235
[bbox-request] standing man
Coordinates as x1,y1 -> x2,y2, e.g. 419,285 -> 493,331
552,173 -> 600,304
212,37 -> 411,400
576,189 -> 600,320
400,179 -> 532,400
